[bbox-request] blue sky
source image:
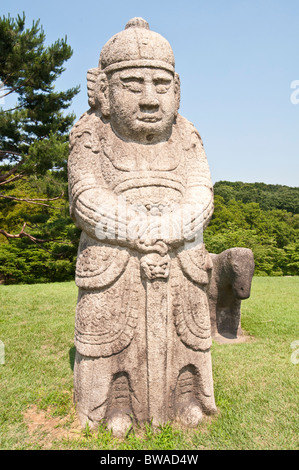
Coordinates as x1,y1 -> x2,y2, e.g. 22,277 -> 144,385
2,0 -> 299,186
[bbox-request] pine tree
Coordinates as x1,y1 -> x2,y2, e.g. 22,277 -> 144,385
0,13 -> 80,283
0,12 -> 79,233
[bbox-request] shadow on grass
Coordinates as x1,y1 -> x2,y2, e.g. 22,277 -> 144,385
69,346 -> 76,371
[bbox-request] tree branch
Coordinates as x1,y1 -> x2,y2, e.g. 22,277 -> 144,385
1,70 -> 18,86
0,159 -> 25,184
0,74 -> 34,100
0,191 -> 64,208
1,105 -> 23,113
0,222 -> 71,243
0,173 -> 25,186
0,222 -> 48,242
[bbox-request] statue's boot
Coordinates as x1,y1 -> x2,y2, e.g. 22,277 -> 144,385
175,368 -> 203,427
106,411 -> 132,438
105,374 -> 133,438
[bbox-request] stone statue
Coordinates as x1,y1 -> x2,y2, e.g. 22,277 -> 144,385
208,248 -> 255,340
68,17 -> 217,437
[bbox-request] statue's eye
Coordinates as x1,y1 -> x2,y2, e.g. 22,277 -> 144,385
128,84 -> 142,93
154,79 -> 171,94
121,77 -> 143,93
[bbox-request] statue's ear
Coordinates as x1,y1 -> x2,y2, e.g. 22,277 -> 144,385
87,68 -> 100,108
174,72 -> 181,114
97,72 -> 110,118
87,68 -> 110,117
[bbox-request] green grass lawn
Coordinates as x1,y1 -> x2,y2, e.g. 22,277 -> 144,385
0,277 -> 298,450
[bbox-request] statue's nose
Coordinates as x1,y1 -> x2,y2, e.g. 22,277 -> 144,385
139,85 -> 159,112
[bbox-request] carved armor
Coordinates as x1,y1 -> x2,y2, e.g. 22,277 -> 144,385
68,111 -> 214,355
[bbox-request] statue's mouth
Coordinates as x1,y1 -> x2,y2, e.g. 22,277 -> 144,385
138,116 -> 161,123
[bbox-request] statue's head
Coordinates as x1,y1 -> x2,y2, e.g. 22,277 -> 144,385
87,18 -> 181,144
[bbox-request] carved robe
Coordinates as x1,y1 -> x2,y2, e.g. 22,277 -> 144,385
68,110 -> 216,426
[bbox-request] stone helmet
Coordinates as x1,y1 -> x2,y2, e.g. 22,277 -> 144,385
99,17 -> 175,74
87,18 -> 180,114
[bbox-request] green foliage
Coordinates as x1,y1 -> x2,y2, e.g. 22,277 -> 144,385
0,12 -> 78,177
214,181 -> 299,214
26,132 -> 69,177
0,201 -> 80,284
1,179 -> 299,282
0,13 -> 80,284
0,170 -> 80,284
204,187 -> 299,276
0,236 -> 77,284
0,12 -> 79,158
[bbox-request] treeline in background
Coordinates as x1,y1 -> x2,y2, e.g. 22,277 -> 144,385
0,180 -> 298,284
204,181 -> 299,276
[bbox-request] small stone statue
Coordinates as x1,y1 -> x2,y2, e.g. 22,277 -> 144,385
68,17 -> 217,437
208,248 -> 255,340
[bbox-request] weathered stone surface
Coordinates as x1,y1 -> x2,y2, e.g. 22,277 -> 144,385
207,248 -> 255,341
68,17 -> 217,436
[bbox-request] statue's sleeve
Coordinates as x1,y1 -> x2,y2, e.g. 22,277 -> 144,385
154,125 -> 213,246
68,117 -> 133,244
180,128 -> 214,237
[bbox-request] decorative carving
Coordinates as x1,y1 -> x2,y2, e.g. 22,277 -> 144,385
171,257 -> 212,351
140,252 -> 171,280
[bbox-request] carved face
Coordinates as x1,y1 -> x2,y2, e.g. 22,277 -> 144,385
107,67 -> 178,144
140,252 -> 171,280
